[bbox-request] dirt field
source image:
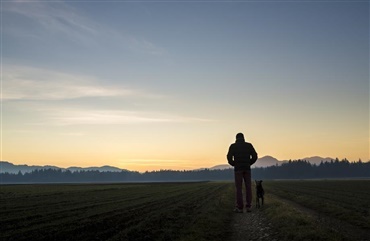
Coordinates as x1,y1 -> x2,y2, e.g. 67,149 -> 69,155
1,180 -> 369,241
0,182 -> 233,241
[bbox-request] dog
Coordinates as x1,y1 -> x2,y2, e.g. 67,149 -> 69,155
255,180 -> 264,208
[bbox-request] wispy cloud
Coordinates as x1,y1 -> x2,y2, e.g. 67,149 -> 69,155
3,0 -> 165,55
119,159 -> 200,171
2,65 -> 158,100
3,65 -> 214,125
3,1 -> 98,45
47,109 -> 214,125
59,132 -> 85,136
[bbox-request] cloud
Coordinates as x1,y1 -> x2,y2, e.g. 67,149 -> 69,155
59,132 -> 85,136
2,65 -> 157,100
119,159 -> 200,171
2,65 -> 214,125
47,109 -> 214,125
3,1 -> 97,44
3,0 -> 165,55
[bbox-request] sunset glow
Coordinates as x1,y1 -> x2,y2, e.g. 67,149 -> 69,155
1,1 -> 369,172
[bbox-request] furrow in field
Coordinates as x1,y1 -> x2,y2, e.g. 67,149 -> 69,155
1,183 -> 228,241
265,181 -> 370,230
106,183 -> 229,241
266,186 -> 370,224
1,184 -> 202,226
271,194 -> 370,241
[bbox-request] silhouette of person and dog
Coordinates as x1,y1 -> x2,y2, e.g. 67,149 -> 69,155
227,132 -> 263,213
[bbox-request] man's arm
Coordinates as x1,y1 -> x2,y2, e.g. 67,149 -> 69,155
249,144 -> 258,166
227,144 -> 235,166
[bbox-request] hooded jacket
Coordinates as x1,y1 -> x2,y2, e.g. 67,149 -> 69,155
227,138 -> 258,171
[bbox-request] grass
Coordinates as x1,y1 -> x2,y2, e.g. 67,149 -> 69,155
263,193 -> 343,241
261,180 -> 370,241
0,182 -> 235,241
263,180 -> 370,229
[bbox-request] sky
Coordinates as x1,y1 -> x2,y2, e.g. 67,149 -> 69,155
1,0 -> 369,172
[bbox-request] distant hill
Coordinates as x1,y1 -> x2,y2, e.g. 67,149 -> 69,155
208,155 -> 335,170
208,155 -> 280,170
279,157 -> 335,165
255,155 -> 279,167
1,156 -> 335,173
301,156 -> 334,165
0,161 -> 126,174
0,161 -> 61,174
66,166 -> 124,172
208,164 -> 232,170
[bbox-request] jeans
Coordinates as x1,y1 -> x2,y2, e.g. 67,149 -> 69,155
234,170 -> 252,209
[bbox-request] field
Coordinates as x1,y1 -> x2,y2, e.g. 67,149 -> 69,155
0,182 -> 234,241
263,180 -> 370,241
265,180 -> 370,228
1,180 -> 370,241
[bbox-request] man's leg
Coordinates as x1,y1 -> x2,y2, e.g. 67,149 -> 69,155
243,170 -> 252,209
234,171 -> 243,210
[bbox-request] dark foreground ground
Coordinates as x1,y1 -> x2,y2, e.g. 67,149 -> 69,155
233,180 -> 370,241
1,180 -> 369,241
0,182 -> 234,241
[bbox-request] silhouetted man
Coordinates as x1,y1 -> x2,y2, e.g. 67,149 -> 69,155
227,132 -> 258,213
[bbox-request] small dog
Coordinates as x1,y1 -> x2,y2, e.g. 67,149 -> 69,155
255,180 -> 264,208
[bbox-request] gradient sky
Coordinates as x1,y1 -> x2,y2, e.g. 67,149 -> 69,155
1,0 -> 369,172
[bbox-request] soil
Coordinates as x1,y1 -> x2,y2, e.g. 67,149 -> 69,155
231,208 -> 279,241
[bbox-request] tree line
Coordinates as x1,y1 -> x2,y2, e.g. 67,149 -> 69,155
1,159 -> 369,183
252,158 -> 369,180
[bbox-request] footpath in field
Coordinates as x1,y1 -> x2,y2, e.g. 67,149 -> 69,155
231,180 -> 370,241
230,197 -> 370,241
231,208 -> 279,241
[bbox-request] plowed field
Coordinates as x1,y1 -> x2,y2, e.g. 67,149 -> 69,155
0,182 -> 234,241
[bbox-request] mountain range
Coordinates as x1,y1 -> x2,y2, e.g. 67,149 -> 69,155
0,156 -> 335,174
0,162 -> 125,174
208,156 -> 334,170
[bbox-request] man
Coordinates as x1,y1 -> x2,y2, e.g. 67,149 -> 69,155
227,132 -> 258,213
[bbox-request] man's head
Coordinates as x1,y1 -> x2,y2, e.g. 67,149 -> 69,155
236,133 -> 244,140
